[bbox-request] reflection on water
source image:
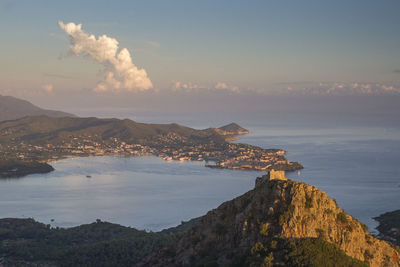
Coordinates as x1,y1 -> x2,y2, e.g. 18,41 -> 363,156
0,156 -> 262,231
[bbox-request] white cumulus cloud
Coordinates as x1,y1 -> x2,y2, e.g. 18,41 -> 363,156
58,21 -> 153,92
172,81 -> 241,93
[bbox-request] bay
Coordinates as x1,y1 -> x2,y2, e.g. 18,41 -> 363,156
0,156 -> 262,231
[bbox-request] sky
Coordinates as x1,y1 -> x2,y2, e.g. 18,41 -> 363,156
0,0 -> 400,115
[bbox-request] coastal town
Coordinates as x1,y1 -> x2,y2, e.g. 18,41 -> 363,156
0,128 -> 302,175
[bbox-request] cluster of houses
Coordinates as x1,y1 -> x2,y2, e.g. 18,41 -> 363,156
1,133 -> 293,171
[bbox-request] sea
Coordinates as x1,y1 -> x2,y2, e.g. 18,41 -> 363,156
0,111 -> 399,233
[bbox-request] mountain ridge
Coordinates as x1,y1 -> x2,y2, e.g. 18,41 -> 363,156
0,115 -> 226,145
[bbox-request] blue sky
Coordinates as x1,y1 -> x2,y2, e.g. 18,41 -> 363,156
0,0 -> 400,108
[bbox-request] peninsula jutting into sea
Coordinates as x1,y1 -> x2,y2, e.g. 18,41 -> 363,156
0,116 -> 302,178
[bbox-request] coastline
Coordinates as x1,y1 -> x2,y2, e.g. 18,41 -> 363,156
0,155 -> 265,231
0,160 -> 54,178
1,127 -> 302,178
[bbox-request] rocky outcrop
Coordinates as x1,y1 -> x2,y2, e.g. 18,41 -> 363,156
277,182 -> 399,267
140,178 -> 400,267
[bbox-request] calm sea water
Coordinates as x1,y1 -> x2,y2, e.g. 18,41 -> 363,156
0,112 -> 399,233
0,156 -> 262,231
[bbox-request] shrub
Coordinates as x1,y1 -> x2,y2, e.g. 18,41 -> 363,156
336,212 -> 348,223
364,249 -> 373,261
251,242 -> 267,256
215,223 -> 227,236
279,205 -> 295,226
360,223 -> 368,232
281,238 -> 369,267
247,212 -> 254,220
241,197 -> 252,211
259,224 -> 269,236
270,240 -> 277,249
325,208 -> 334,215
305,194 -> 313,209
261,252 -> 274,267
316,228 -> 325,238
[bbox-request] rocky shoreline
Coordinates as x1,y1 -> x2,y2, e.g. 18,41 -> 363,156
374,210 -> 400,246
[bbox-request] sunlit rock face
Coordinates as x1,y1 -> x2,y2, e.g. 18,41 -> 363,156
141,178 -> 400,267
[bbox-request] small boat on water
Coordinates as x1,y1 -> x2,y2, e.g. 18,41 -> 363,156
86,175 -> 92,178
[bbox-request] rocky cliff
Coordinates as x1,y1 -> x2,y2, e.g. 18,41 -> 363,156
140,176 -> 400,267
277,181 -> 399,267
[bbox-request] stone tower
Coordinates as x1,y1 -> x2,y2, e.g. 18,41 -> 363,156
255,169 -> 287,187
268,169 -> 287,181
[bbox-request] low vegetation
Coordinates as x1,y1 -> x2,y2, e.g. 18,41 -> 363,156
0,218 -> 194,266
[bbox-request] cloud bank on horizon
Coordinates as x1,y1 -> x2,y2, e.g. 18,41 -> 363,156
172,81 -> 240,93
277,82 -> 400,96
169,80 -> 400,96
58,21 -> 153,92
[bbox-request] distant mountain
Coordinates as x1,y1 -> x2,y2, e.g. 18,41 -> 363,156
0,95 -> 74,121
141,172 -> 400,267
